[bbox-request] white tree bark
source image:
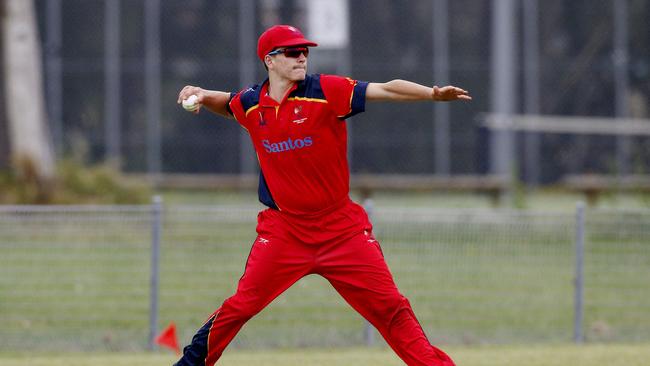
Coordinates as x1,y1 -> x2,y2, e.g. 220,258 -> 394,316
2,0 -> 56,180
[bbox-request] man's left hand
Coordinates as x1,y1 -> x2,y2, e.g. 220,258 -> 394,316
432,86 -> 472,101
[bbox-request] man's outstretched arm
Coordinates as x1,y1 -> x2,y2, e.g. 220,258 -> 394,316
177,85 -> 233,118
366,79 -> 471,102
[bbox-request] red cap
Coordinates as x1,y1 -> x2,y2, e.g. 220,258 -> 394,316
257,25 -> 318,61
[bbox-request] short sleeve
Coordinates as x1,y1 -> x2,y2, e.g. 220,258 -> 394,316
320,74 -> 369,119
228,91 -> 247,127
225,92 -> 235,116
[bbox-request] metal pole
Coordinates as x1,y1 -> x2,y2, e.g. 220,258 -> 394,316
145,0 -> 162,185
433,0 -> 450,176
105,0 -> 121,167
45,0 -> 63,157
149,195 -> 163,350
613,0 -> 630,176
574,201 -> 585,344
490,0 -> 518,203
362,197 -> 375,346
336,1 -> 352,171
238,0 -> 256,177
523,0 -> 540,187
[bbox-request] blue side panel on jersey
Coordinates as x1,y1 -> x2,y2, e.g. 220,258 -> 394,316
173,315 -> 215,366
238,82 -> 264,111
258,171 -> 278,209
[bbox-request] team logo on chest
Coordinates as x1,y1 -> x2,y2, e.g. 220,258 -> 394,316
292,105 -> 308,124
258,111 -> 267,127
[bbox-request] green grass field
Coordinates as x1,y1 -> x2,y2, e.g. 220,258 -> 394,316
2,344 -> 650,366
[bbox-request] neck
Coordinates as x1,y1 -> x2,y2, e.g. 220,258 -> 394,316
267,73 -> 295,103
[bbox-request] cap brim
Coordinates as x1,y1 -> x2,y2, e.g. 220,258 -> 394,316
276,38 -> 318,48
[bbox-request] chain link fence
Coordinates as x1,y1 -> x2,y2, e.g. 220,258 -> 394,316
33,0 -> 650,184
1,201 -> 649,352
0,205 -> 153,351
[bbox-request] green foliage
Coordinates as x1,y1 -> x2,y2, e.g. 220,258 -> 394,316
0,160 -> 150,204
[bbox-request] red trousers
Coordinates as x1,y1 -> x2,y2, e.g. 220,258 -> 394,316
175,199 -> 454,366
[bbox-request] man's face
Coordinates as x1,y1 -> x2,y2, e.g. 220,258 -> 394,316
266,47 -> 309,81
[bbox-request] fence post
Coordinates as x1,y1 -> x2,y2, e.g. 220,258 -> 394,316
574,201 -> 585,343
149,195 -> 163,350
362,197 -> 376,346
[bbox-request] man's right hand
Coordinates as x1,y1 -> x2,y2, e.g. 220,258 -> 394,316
177,85 -> 206,114
177,86 -> 233,118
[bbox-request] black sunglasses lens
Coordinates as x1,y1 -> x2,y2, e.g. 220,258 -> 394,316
284,48 -> 309,58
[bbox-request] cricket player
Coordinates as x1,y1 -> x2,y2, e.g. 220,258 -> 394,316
174,25 -> 471,366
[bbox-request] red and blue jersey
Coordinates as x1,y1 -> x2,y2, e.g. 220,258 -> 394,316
228,74 -> 368,215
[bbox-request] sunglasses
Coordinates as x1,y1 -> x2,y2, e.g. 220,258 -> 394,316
267,47 -> 310,58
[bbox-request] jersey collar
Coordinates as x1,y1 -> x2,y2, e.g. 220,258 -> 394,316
259,78 -> 302,108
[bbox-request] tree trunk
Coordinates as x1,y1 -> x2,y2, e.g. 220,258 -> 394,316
1,0 -> 56,190
0,0 -> 9,170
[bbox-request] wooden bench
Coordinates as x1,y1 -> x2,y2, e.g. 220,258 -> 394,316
142,173 -> 511,205
562,174 -> 650,205
350,174 -> 510,204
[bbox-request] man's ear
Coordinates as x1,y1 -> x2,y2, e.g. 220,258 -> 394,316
264,55 -> 273,70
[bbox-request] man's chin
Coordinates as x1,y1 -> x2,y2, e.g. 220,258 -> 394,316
291,70 -> 307,80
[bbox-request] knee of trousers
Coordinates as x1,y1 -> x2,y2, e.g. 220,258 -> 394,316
221,295 -> 265,321
369,293 -> 411,324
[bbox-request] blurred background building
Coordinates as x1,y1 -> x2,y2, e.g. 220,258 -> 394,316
4,0 -> 650,187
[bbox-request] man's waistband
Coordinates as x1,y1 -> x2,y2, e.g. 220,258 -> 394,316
276,196 -> 352,220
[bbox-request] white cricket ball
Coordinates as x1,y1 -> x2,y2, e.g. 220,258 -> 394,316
182,94 -> 199,111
